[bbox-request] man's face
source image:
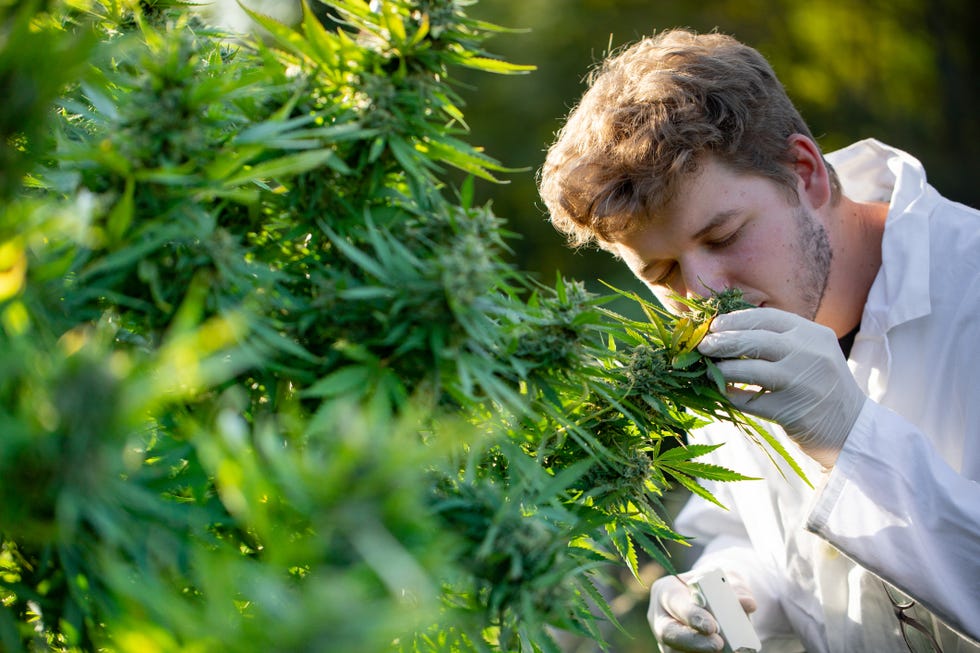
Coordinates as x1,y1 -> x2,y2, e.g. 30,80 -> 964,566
611,157 -> 832,319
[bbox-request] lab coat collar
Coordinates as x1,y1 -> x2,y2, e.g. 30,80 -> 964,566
826,138 -> 934,333
826,139 -> 936,399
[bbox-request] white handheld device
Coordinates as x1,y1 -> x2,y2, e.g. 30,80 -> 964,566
688,568 -> 762,653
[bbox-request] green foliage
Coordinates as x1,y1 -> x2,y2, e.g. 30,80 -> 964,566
0,2 -> 789,651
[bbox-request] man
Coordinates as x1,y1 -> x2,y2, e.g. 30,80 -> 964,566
538,28 -> 980,652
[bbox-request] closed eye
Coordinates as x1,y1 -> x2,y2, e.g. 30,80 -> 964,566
706,228 -> 741,250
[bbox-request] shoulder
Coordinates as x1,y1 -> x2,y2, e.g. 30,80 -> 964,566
928,196 -> 980,265
925,196 -> 980,326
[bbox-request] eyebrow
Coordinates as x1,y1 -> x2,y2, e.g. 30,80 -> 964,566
637,209 -> 742,279
692,209 -> 741,241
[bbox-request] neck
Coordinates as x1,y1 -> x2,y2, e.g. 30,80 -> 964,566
816,198 -> 889,337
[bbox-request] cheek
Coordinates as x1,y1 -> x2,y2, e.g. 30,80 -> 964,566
723,238 -> 765,282
733,223 -> 794,277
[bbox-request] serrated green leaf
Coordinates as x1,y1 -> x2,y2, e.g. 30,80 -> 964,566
321,225 -> 389,281
388,136 -> 430,182
300,0 -> 339,66
242,5 -> 313,61
632,530 -> 679,575
224,149 -> 351,187
659,459 -> 757,483
705,358 -> 727,393
655,442 -> 724,461
454,55 -> 535,75
421,136 -> 510,182
301,366 -> 372,398
605,523 -> 640,581
672,349 -> 702,370
667,471 -> 729,510
80,80 -> 119,122
568,537 -> 619,563
250,320 -> 320,363
536,458 -> 592,500
204,144 -> 263,181
580,575 -> 630,638
434,90 -> 466,126
233,113 -> 317,145
742,416 -> 813,488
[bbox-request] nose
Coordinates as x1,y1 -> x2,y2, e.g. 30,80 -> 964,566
678,254 -> 728,300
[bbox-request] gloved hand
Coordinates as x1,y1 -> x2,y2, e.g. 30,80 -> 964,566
648,570 -> 757,653
697,307 -> 867,467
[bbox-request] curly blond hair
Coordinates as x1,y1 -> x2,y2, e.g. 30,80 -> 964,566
538,29 -> 840,249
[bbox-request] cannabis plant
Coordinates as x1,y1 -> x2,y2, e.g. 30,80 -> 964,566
0,1 -> 798,651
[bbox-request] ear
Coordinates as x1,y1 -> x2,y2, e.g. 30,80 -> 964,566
787,134 -> 832,210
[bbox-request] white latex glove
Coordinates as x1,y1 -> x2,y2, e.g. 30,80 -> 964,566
697,307 -> 867,467
648,570 -> 757,653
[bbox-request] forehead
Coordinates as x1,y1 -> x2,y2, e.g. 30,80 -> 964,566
610,160 -> 737,240
667,157 -> 754,212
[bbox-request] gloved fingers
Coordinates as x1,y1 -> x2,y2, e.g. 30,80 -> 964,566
660,587 -> 718,636
654,616 -> 725,653
650,576 -> 717,634
722,570 -> 759,615
649,576 -> 724,652
721,385 -> 759,408
698,328 -> 792,361
709,306 -> 801,334
711,357 -> 792,393
705,308 -> 842,361
724,382 -> 796,424
737,593 -> 758,617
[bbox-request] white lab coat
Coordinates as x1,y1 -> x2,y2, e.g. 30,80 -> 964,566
675,140 -> 980,652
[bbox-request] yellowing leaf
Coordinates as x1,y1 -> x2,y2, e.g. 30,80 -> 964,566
0,239 -> 27,302
670,316 -> 696,351
684,317 -> 712,352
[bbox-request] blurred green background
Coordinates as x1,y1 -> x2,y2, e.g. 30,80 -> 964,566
447,0 -> 979,308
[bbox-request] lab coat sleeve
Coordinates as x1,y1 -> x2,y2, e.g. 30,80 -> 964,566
806,398 -> 980,643
675,483 -> 802,646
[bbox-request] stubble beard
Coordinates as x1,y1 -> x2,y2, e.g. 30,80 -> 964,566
796,206 -> 832,321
